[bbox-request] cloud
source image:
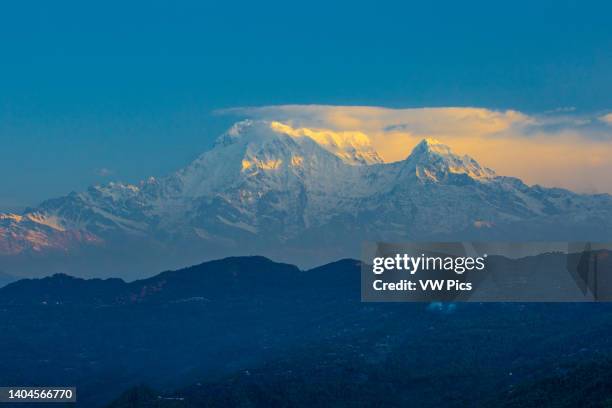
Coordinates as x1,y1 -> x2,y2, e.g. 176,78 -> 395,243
222,105 -> 531,137
95,168 -> 113,177
220,105 -> 612,194
600,113 -> 612,125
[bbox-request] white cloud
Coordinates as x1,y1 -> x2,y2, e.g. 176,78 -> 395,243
600,113 -> 612,125
95,168 -> 113,177
221,105 -> 531,137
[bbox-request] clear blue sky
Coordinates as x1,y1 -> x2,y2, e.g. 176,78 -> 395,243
1,0 -> 611,210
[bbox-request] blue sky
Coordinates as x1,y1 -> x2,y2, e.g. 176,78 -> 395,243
1,0 -> 611,210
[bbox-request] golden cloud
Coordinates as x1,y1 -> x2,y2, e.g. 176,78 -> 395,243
600,113 -> 612,125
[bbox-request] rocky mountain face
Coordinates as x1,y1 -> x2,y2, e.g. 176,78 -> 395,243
2,119 -> 611,277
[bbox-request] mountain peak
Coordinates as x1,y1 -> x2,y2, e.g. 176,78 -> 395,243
411,137 -> 454,156
213,120 -> 383,166
407,138 -> 496,182
420,137 -> 444,146
3,119 -> 612,276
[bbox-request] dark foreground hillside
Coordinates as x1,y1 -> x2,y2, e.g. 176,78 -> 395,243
107,358 -> 612,408
2,256 -> 612,407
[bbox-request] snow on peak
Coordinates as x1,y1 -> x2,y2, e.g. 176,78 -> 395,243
213,120 -> 256,147
213,119 -> 383,166
411,138 -> 454,156
269,121 -> 383,166
0,213 -> 23,222
407,138 -> 496,182
0,213 -> 64,231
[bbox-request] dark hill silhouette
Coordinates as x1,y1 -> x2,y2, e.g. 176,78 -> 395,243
0,256 -> 352,306
2,255 -> 612,407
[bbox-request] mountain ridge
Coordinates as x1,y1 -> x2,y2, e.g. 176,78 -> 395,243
1,119 -> 611,277
0,256 -> 358,306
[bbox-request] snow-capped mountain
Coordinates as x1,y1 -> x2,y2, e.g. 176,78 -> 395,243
2,119 -> 612,277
